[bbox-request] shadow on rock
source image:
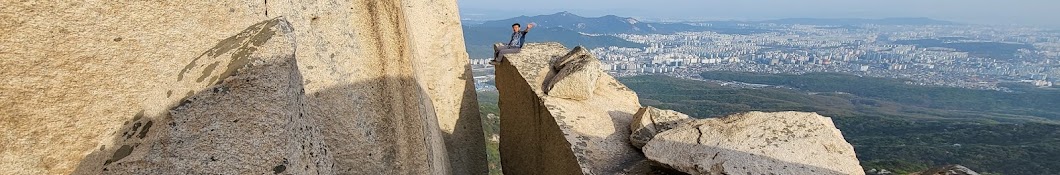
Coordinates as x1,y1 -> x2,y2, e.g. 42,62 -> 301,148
73,17 -> 335,175
73,16 -> 455,175
440,62 -> 490,174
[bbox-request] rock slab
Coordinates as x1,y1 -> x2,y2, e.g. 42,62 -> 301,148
496,43 -> 645,175
642,111 -> 864,175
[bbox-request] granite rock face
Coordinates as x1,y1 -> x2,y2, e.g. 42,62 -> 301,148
0,1 -> 483,174
495,43 -> 645,175
73,17 -> 335,174
629,107 -> 693,149
403,1 -> 488,173
641,111 -> 865,175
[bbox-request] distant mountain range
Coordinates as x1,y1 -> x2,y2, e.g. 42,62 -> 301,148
469,12 -> 959,34
462,25 -> 646,59
760,17 -> 959,26
461,12 -> 960,58
473,12 -> 702,34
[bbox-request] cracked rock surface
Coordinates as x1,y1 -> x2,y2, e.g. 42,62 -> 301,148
641,111 -> 864,175
629,106 -> 693,149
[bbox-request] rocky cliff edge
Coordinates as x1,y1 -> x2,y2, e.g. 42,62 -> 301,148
495,42 -> 864,175
496,43 -> 645,174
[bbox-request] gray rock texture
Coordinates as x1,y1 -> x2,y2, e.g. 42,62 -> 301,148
496,43 -> 645,175
642,111 -> 864,175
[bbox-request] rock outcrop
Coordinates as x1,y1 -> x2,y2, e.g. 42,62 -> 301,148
74,17 -> 335,174
911,165 -> 980,175
629,107 -> 693,149
641,111 -> 864,175
1,1 -> 484,174
495,43 -> 645,174
495,43 -> 865,175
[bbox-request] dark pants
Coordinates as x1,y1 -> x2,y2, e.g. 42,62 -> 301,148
493,44 -> 521,62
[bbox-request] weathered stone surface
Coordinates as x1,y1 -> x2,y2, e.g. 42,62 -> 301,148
496,42 -> 645,174
629,107 -> 693,149
642,111 -> 864,175
0,1 -> 482,174
404,1 -> 488,173
544,46 -> 603,101
911,165 -> 980,175
73,17 -> 334,174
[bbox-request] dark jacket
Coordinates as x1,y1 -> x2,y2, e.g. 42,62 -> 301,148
507,30 -> 529,48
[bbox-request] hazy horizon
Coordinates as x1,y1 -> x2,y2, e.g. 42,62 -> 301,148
458,0 -> 1060,28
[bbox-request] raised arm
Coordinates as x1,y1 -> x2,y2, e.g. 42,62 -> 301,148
525,22 -> 535,33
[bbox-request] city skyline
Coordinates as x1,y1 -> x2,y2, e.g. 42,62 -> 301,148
458,0 -> 1060,28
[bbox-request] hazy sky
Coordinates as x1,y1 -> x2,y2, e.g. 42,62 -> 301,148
458,0 -> 1059,27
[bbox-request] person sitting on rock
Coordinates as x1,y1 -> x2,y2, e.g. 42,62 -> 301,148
490,22 -> 535,65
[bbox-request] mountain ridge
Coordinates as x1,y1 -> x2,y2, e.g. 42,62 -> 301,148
477,11 -> 702,34
472,12 -> 960,35
761,17 -> 959,25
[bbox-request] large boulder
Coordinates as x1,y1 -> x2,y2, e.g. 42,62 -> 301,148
495,43 -> 645,174
629,107 -> 693,149
642,111 -> 864,175
1,1 -> 483,174
543,46 -> 603,101
911,165 -> 980,175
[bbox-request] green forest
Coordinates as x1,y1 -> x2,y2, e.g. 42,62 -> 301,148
477,90 -> 503,175
619,73 -> 1060,175
477,72 -> 1060,174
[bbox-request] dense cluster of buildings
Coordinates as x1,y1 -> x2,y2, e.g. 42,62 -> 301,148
471,24 -> 1060,91
596,24 -> 1060,90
